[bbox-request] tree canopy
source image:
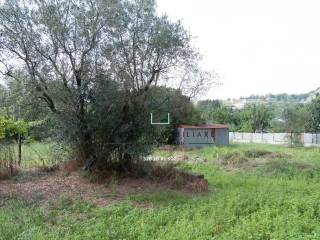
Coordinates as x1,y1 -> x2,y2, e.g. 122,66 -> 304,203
307,96 -> 320,132
0,0 -> 213,170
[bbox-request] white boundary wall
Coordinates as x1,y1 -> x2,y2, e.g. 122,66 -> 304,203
229,132 -> 320,146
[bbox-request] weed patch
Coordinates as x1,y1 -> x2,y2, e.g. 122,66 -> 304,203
244,149 -> 290,159
218,152 -> 249,169
218,148 -> 294,171
257,159 -> 320,179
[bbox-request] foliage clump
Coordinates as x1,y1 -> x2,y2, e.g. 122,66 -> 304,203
0,117 -> 27,178
0,117 -> 27,140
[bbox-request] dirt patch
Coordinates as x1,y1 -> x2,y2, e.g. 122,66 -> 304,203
0,167 -> 207,207
0,171 -> 170,207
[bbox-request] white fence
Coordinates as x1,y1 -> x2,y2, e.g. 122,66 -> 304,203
229,132 -> 320,146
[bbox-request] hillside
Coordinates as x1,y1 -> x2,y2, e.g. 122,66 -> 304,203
223,87 -> 320,109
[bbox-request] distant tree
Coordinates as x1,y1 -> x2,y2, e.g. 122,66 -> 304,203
306,96 -> 320,132
0,84 -> 8,116
197,100 -> 234,124
146,86 -> 203,144
210,105 -> 233,124
0,73 -> 53,140
197,100 -> 242,131
281,104 -> 308,146
240,103 -> 273,132
282,104 -> 308,133
197,100 -> 221,121
197,100 -> 221,111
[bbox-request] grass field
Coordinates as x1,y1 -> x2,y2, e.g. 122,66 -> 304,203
2,143 -> 320,239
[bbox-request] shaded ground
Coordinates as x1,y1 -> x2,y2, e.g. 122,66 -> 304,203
0,170 -> 171,207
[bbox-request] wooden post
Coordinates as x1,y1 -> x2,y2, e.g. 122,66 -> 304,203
18,134 -> 22,166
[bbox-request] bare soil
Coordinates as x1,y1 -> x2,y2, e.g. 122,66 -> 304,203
0,170 -> 172,207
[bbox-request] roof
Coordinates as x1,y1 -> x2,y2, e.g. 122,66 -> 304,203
178,124 -> 229,129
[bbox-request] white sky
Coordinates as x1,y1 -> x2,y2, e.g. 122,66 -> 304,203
157,0 -> 320,100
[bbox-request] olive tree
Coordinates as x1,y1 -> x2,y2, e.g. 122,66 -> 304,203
0,0 -> 214,170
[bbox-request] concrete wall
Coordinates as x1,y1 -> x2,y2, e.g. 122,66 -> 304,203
229,132 -> 287,144
303,133 -> 320,146
229,132 -> 320,146
176,128 -> 229,147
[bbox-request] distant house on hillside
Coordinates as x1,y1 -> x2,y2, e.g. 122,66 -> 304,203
176,124 -> 229,148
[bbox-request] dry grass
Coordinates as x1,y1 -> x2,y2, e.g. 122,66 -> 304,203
0,170 -> 168,207
0,162 -> 209,208
243,149 -> 291,159
218,149 -> 293,171
149,162 -> 208,192
219,152 -> 249,167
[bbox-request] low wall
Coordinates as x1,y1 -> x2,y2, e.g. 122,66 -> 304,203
229,132 -> 320,146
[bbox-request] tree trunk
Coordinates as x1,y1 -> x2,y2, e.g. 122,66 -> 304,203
81,129 -> 96,171
76,73 -> 96,171
78,100 -> 96,171
18,134 -> 22,166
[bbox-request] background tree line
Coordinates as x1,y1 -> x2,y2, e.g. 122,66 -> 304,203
197,96 -> 320,134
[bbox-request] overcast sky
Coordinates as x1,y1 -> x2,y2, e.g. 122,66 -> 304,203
157,0 -> 320,100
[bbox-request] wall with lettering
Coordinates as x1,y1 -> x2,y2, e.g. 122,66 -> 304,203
176,127 -> 229,147
176,128 -> 215,147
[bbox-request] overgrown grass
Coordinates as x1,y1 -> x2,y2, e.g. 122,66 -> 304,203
2,143 -> 320,239
186,143 -> 320,162
10,142 -> 69,168
18,142 -> 55,168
